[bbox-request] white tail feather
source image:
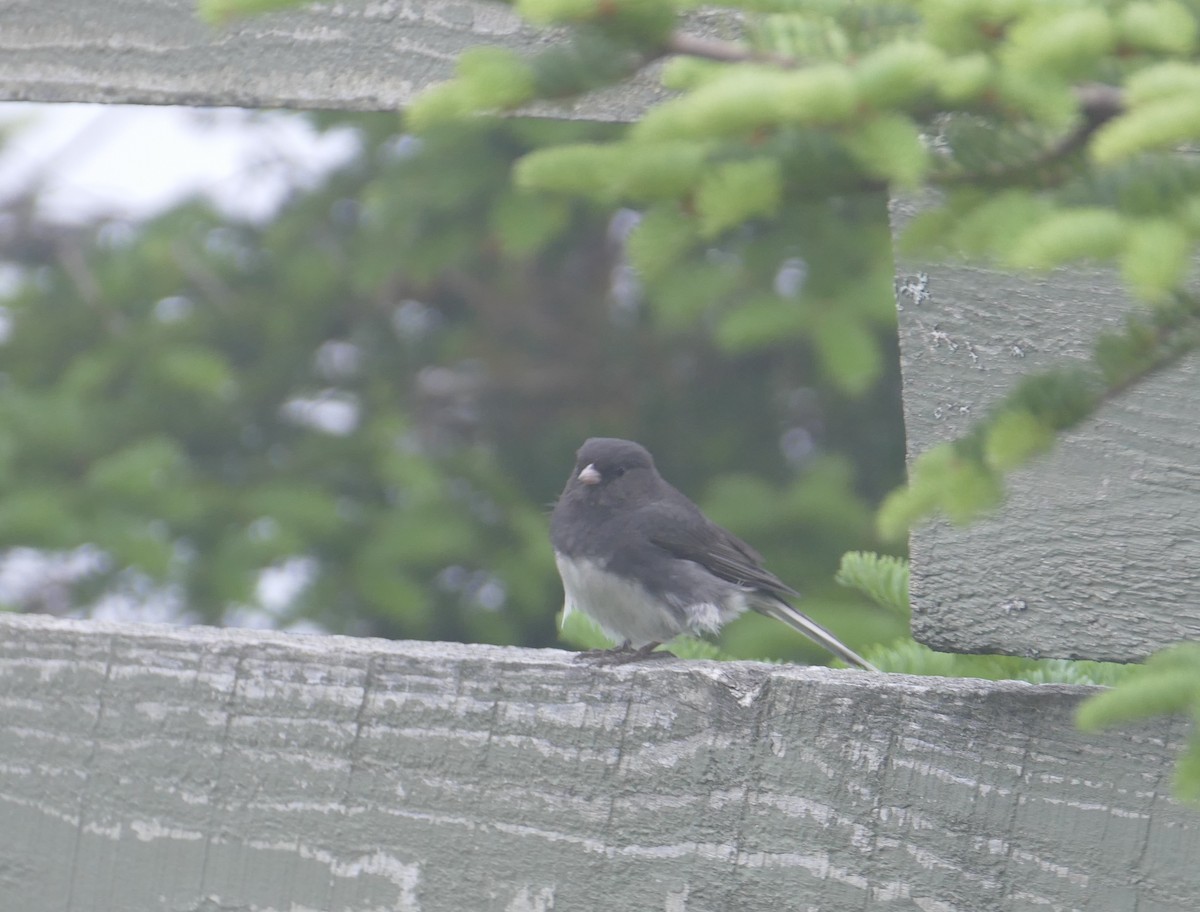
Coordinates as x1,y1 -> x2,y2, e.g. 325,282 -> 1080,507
756,598 -> 879,671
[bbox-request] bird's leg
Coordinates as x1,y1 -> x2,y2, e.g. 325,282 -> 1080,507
575,641 -> 675,665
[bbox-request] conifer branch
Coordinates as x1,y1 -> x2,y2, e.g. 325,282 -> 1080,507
933,83 -> 1127,187
1097,292 -> 1200,403
881,295 -> 1200,538
662,31 -> 1129,127
662,32 -> 1129,192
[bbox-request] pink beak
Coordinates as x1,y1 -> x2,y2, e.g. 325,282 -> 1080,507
578,464 -> 601,485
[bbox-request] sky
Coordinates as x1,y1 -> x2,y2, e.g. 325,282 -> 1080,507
0,102 -> 359,223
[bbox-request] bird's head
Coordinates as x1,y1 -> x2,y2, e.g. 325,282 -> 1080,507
564,437 -> 659,505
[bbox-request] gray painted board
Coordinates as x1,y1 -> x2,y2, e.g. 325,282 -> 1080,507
1,614 -> 1196,911
894,199 -> 1200,663
0,0 -> 733,118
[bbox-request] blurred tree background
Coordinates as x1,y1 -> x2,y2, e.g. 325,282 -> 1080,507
0,112 -> 907,661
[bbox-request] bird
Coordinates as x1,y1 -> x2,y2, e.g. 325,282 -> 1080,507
550,437 -> 878,670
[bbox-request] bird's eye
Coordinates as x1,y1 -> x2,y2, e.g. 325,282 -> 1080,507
613,465 -> 626,477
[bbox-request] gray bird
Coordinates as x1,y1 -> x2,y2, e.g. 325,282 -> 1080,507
550,437 -> 878,670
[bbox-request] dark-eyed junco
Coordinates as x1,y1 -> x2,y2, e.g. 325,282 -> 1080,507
550,437 -> 877,670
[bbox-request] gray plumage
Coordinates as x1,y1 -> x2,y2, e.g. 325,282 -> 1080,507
550,437 -> 877,670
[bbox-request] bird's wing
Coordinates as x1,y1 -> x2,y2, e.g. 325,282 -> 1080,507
639,497 -> 879,672
637,497 -> 799,601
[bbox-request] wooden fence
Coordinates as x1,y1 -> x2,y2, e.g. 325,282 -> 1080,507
2,1 -> 1198,910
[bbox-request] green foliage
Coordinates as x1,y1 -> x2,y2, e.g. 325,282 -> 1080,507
878,286 -> 1200,537
0,111 -> 903,660
743,0 -> 919,56
853,41 -> 946,108
397,0 -> 1200,536
0,120 -> 599,640
878,441 -> 1004,538
1078,643 -> 1200,802
625,205 -> 698,280
694,158 -> 782,237
982,409 -> 1055,471
530,29 -> 653,97
1078,644 -> 1200,728
808,309 -> 884,394
835,550 -> 909,616
1092,92 -> 1200,164
1118,1 -> 1199,55
1001,8 -> 1114,80
408,49 -> 536,128
834,550 -> 1141,685
1125,60 -> 1200,105
514,141 -> 711,202
488,190 -> 572,255
843,113 -> 928,186
636,66 -> 860,141
518,135 -> 899,391
1006,208 -> 1126,270
558,608 -> 610,650
1120,217 -> 1191,301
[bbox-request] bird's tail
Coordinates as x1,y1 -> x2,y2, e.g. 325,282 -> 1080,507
755,598 -> 879,672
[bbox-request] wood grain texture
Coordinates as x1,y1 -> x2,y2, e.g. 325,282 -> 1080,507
893,199 -> 1200,663
0,0 -> 732,118
1,613 -> 1196,911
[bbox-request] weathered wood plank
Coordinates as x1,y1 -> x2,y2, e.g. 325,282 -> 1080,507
0,0 -> 731,118
0,613 -> 1195,911
894,199 -> 1200,663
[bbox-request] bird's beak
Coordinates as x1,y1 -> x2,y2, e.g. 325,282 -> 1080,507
578,463 -> 601,485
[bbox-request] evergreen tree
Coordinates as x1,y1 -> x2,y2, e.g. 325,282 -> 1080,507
0,115 -> 904,660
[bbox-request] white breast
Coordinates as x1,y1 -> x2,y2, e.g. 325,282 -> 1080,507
554,553 -> 743,647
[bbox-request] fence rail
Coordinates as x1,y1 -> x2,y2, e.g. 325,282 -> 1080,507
1,614 -> 1197,912
0,0 -> 735,118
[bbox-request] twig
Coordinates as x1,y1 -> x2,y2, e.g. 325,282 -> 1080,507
1097,293 -> 1200,403
932,83 -> 1127,186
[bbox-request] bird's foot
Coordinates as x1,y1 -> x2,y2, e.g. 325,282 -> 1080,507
575,641 -> 675,666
